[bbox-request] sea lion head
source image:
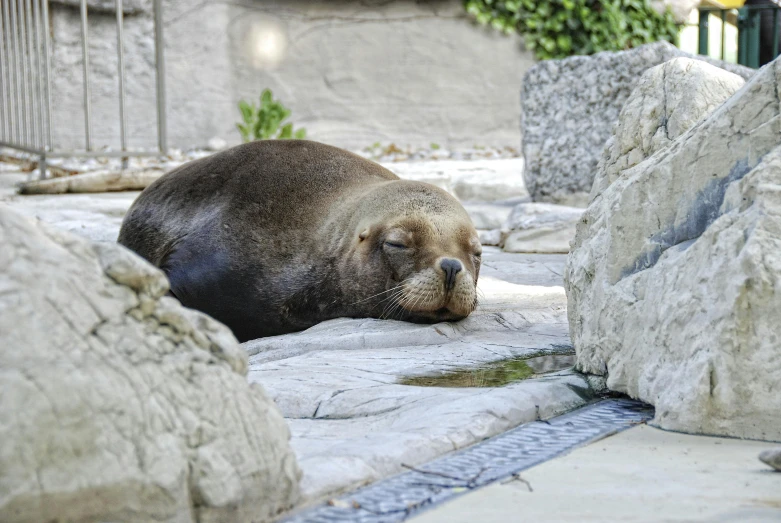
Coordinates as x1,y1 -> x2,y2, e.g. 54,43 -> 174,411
347,181 -> 482,323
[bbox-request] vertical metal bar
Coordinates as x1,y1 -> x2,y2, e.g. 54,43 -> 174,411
41,0 -> 52,150
24,0 -> 39,149
773,8 -> 780,61
720,10 -> 726,61
80,0 -> 92,150
9,0 -> 24,145
153,0 -> 166,154
698,9 -> 709,56
116,0 -> 128,168
31,0 -> 47,177
0,2 -> 9,141
19,0 -> 34,147
32,0 -> 44,151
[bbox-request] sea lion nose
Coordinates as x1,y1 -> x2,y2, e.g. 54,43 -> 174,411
440,258 -> 463,291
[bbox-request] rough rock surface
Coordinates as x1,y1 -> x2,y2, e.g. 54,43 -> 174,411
592,58 -> 745,198
565,58 -> 781,441
501,203 -> 583,254
245,249 -> 589,500
0,206 -> 300,522
521,41 -> 754,205
759,448 -> 781,471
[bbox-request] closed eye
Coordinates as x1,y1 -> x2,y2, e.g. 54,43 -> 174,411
384,241 -> 408,249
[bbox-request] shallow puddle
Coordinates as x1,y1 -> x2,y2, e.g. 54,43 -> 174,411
398,353 -> 576,388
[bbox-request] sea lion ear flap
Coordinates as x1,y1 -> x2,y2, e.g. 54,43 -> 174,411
358,228 -> 370,241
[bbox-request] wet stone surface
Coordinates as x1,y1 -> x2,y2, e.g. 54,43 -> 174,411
399,353 -> 576,388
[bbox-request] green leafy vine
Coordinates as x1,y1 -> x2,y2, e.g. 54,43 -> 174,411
464,0 -> 680,60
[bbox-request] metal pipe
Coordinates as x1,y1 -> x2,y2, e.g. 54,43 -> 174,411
9,0 -> 24,145
116,0 -> 128,168
80,0 -> 92,150
0,2 -> 9,141
153,0 -> 167,154
42,0 -> 53,150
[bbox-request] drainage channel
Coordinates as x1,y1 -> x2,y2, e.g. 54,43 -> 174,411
281,398 -> 654,523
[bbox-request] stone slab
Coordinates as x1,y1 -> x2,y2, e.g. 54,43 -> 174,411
243,248 -> 584,501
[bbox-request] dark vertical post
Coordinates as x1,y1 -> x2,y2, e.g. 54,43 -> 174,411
773,8 -> 780,61
720,10 -> 726,61
738,8 -> 748,66
698,9 -> 709,56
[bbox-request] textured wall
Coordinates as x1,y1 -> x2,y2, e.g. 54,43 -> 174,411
48,0 -> 535,152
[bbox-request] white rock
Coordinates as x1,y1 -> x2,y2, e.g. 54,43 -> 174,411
501,203 -> 583,254
650,0 -> 699,23
565,58 -> 781,441
207,137 -> 228,151
478,228 -> 502,246
385,159 -> 528,202
759,448 -> 781,471
593,58 -> 745,199
0,206 -> 301,522
463,200 -> 520,230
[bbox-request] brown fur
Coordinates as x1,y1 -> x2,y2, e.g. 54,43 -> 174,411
118,140 -> 481,341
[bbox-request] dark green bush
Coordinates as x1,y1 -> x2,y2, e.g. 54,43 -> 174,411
464,0 -> 680,60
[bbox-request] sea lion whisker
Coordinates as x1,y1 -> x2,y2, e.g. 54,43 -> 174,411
348,285 -> 404,307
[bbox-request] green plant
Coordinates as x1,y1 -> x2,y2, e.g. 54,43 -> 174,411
237,89 -> 306,142
464,0 -> 680,60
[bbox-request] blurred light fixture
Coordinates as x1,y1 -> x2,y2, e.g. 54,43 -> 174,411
249,20 -> 287,69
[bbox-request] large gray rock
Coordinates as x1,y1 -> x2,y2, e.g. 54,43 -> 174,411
592,58 -> 746,198
0,206 -> 300,522
521,41 -> 754,206
565,58 -> 781,441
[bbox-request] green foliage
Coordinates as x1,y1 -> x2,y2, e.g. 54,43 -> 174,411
236,89 -> 307,142
464,0 -> 680,60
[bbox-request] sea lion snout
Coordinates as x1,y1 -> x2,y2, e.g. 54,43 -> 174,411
439,258 -> 463,291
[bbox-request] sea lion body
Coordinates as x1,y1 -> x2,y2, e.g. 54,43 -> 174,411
118,140 -> 481,341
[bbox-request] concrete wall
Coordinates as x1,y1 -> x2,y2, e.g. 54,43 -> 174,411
48,0 -> 535,152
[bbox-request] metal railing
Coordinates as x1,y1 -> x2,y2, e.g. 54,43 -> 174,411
698,4 -> 781,68
0,0 -> 167,178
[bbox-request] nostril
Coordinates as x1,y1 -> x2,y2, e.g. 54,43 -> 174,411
440,258 -> 463,291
